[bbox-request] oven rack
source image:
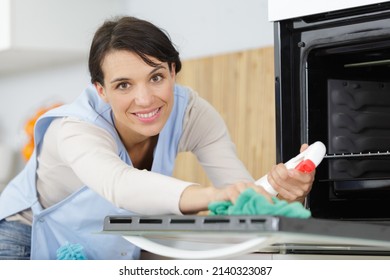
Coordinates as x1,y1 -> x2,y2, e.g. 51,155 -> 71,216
325,151 -> 390,159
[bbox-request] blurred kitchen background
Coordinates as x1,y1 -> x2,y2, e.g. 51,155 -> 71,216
0,0 -> 274,191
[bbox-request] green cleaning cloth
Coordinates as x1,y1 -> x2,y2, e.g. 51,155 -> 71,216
208,188 -> 311,218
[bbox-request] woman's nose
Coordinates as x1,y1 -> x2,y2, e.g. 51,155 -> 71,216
134,86 -> 153,106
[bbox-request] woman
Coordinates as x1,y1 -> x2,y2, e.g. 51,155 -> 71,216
0,16 -> 314,259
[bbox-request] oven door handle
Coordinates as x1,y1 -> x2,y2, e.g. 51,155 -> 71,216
123,235 -> 278,259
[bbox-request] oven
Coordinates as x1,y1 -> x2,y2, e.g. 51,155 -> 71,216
273,1 -> 390,220
101,2 -> 390,259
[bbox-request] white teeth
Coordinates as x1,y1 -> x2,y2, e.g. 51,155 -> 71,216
135,108 -> 159,119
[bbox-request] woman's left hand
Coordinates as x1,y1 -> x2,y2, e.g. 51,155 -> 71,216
266,144 -> 315,203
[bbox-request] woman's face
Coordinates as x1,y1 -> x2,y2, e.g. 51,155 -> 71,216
95,50 -> 176,144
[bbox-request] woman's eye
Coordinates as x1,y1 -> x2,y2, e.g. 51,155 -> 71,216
151,74 -> 163,83
117,82 -> 130,90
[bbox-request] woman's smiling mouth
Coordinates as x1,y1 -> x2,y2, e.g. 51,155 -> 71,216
132,107 -> 162,122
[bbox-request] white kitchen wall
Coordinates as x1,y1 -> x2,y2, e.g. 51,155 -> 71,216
0,0 -> 273,174
126,0 -> 273,59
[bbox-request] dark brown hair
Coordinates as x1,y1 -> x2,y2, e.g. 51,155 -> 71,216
88,16 -> 182,85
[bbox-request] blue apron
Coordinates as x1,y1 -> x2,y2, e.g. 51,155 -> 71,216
0,84 -> 189,259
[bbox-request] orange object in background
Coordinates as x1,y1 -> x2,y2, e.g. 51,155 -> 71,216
21,140 -> 35,161
21,103 -> 63,161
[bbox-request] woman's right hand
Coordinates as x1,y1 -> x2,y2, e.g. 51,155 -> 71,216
212,181 -> 273,204
179,181 -> 273,214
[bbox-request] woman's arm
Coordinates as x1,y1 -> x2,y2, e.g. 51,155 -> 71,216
56,117 -> 192,215
179,91 -> 314,203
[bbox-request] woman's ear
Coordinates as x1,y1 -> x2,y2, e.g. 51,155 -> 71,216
94,82 -> 108,103
170,63 -> 176,80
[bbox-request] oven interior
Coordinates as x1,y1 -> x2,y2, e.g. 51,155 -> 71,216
307,38 -> 390,220
276,2 -> 390,220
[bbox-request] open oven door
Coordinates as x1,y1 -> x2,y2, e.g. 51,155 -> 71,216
101,215 -> 390,259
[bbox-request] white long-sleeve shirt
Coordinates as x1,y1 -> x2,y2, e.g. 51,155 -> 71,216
10,89 -> 253,224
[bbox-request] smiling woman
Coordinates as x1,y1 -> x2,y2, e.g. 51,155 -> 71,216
0,16 -> 314,260
95,50 -> 175,143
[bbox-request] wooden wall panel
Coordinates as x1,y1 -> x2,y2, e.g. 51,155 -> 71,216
173,47 -> 275,186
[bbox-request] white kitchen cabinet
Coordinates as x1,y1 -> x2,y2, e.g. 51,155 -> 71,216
0,0 -> 126,74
